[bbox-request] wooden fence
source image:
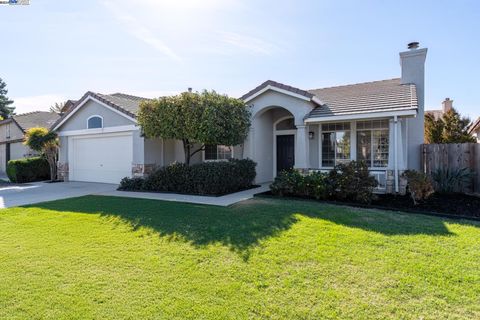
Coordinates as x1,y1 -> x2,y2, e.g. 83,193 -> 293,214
422,143 -> 480,193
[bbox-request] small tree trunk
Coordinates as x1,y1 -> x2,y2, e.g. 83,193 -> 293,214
183,139 -> 191,165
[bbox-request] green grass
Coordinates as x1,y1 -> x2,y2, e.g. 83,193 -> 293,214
0,196 -> 479,320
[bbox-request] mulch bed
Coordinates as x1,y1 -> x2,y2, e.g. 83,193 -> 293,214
257,192 -> 480,220
373,193 -> 480,219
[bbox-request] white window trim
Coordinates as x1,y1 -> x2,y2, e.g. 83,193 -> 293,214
318,119 -> 391,170
202,145 -> 234,162
319,126 -> 352,168
87,115 -> 104,129
356,124 -> 390,169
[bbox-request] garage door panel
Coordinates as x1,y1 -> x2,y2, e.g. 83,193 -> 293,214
70,133 -> 133,184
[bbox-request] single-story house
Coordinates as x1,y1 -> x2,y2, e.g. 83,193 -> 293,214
0,111 -> 60,174
425,97 -> 453,120
52,43 -> 427,193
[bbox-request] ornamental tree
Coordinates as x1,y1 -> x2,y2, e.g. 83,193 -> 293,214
138,90 -> 251,165
24,127 -> 59,181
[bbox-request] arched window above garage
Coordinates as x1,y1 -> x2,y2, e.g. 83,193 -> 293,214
87,115 -> 103,129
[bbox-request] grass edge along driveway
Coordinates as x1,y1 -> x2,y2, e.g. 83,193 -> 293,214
1,195 -> 479,320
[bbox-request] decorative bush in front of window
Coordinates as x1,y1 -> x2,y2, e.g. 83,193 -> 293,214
87,116 -> 103,129
356,120 -> 389,167
321,122 -> 351,167
205,144 -> 232,161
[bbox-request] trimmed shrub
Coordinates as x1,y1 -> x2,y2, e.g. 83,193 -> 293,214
328,161 -> 378,203
119,159 -> 256,196
271,162 -> 377,203
270,170 -> 329,200
6,157 -> 50,183
402,170 -> 434,205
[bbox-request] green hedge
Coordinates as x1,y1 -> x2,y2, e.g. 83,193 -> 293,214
270,161 -> 378,204
6,157 -> 50,183
119,159 -> 257,196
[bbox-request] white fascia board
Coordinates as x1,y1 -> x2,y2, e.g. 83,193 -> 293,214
53,95 -> 137,131
57,125 -> 138,137
243,85 -> 311,103
305,109 -> 417,123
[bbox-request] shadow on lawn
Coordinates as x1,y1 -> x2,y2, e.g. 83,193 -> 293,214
29,196 -> 471,259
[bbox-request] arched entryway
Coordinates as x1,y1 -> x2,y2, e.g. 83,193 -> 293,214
244,106 -> 310,183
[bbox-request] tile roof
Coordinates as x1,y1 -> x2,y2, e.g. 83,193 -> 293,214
52,92 -> 150,130
469,117 -> 480,134
96,93 -> 149,116
12,111 -> 60,132
307,78 -> 418,119
241,80 -> 315,101
425,109 -> 444,120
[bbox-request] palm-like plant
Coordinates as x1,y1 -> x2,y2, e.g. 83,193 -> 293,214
24,127 -> 59,181
431,168 -> 474,193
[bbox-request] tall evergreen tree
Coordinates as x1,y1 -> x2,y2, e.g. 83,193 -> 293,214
424,113 -> 444,143
441,108 -> 475,143
424,108 -> 475,143
0,78 -> 15,119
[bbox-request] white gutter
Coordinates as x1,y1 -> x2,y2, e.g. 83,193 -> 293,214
305,109 -> 417,123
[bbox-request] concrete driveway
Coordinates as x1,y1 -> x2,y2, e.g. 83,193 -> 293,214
0,181 -> 118,209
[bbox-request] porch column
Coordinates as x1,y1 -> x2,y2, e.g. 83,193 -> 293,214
294,125 -> 310,170
244,127 -> 255,160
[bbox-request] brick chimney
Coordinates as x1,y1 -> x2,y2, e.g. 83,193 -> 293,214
442,98 -> 453,113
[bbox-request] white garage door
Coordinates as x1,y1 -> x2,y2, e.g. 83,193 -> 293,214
70,133 -> 133,184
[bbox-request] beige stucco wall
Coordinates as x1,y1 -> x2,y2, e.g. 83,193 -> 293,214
0,122 -> 38,173
58,100 -> 135,132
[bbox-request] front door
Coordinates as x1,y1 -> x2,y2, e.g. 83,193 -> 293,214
276,135 -> 295,173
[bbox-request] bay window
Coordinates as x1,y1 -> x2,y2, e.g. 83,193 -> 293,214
204,144 -> 233,161
356,119 -> 389,168
321,122 -> 351,167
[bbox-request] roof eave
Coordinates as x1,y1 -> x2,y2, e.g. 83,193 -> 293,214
305,109 -> 418,123
51,92 -> 137,131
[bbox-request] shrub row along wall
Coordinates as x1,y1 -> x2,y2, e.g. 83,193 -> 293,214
119,159 -> 256,196
7,157 -> 50,183
422,143 -> 480,193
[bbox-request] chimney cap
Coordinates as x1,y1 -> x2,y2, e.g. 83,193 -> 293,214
408,42 -> 420,50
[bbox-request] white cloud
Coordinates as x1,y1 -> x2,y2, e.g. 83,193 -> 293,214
101,0 -> 277,58
12,94 -> 66,114
218,31 -> 278,55
102,1 -> 182,62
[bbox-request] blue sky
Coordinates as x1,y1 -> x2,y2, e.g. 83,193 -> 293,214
1,0 -> 479,118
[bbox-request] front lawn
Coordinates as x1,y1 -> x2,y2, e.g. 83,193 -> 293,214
1,196 -> 479,319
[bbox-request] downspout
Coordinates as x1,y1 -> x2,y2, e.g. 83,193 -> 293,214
394,115 -> 399,193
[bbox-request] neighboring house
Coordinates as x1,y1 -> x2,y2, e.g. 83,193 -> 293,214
469,117 -> 480,142
425,97 -> 453,120
52,42 -> 427,194
0,111 -> 60,174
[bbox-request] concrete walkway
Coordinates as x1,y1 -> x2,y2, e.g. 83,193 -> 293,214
0,180 -> 270,208
0,181 -> 117,208
98,184 -> 270,206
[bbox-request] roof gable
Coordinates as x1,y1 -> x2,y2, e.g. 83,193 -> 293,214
241,80 -> 320,104
51,91 -> 148,131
